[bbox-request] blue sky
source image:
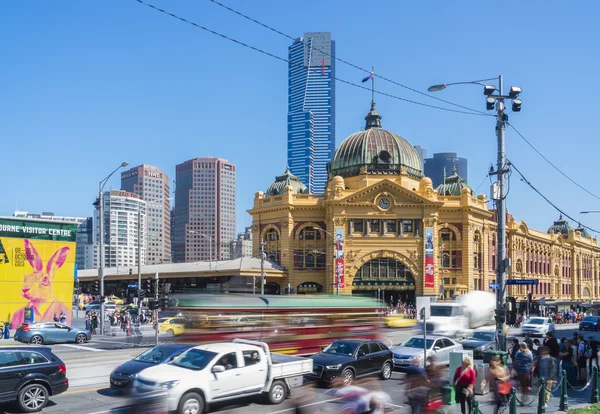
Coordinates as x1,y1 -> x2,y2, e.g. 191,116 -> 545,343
1,1 -> 599,235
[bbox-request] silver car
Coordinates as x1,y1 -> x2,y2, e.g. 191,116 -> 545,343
391,335 -> 463,368
14,322 -> 91,345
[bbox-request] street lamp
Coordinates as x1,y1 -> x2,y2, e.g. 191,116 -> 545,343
428,75 -> 523,352
187,231 -> 212,269
98,161 -> 129,335
581,211 -> 600,214
313,227 -> 340,295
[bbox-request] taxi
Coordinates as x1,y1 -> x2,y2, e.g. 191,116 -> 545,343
157,317 -> 186,336
108,295 -> 125,305
385,313 -> 417,328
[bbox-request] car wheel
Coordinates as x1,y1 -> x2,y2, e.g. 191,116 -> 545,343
267,380 -> 287,404
341,368 -> 354,386
76,334 -> 87,344
381,362 -> 392,380
167,329 -> 175,336
177,392 -> 205,414
18,383 -> 49,413
29,335 -> 43,345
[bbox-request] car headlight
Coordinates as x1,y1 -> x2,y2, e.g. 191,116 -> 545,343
325,364 -> 342,370
129,373 -> 138,379
159,380 -> 180,390
475,345 -> 485,351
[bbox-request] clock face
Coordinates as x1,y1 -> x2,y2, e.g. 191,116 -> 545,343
378,197 -> 391,209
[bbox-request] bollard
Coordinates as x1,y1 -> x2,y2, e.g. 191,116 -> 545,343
538,378 -> 546,414
471,398 -> 479,414
509,387 -> 517,414
592,366 -> 599,404
560,369 -> 568,411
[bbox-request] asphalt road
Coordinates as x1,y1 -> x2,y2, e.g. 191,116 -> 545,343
0,324 -> 587,414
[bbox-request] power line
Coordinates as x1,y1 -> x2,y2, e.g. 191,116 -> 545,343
508,160 -> 600,234
508,122 -> 600,202
207,0 -> 490,116
134,0 -> 493,117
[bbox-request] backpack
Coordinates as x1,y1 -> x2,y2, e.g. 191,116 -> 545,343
585,344 -> 593,358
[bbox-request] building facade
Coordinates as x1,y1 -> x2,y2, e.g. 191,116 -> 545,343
249,102 -> 600,305
424,152 -> 468,188
287,32 -> 336,194
172,157 -> 236,263
90,190 -> 147,269
229,226 -> 253,260
120,164 -> 171,265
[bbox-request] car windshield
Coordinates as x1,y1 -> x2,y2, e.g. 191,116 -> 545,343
402,337 -> 435,349
430,305 -> 462,317
135,347 -> 170,364
170,349 -> 216,371
583,316 -> 598,322
322,341 -> 359,356
526,318 -> 545,325
468,332 -> 494,341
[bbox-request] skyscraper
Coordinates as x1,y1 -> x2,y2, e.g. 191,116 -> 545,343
172,157 -> 236,263
120,164 -> 171,264
424,152 -> 468,187
287,32 -> 335,193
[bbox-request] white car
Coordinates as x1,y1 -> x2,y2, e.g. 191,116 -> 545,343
521,317 -> 555,337
391,335 -> 463,368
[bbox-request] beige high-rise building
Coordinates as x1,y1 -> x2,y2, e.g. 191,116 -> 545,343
121,164 -> 171,265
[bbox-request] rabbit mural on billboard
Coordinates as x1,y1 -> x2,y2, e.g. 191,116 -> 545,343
10,239 -> 73,327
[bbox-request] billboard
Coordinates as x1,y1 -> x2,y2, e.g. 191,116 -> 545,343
0,218 -> 77,327
425,227 -> 434,288
335,228 -> 345,289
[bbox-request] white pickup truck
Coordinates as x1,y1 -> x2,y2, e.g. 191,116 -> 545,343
134,339 -> 313,414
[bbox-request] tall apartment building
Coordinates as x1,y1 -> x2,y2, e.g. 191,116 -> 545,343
229,226 -> 253,259
424,152 -> 468,188
120,164 -> 171,264
12,211 -> 92,270
287,32 -> 336,194
90,190 -> 147,269
172,158 -> 236,263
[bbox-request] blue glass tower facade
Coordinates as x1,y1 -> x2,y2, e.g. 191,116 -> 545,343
287,32 -> 335,194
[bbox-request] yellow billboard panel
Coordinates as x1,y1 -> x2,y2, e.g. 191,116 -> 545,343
0,218 -> 77,327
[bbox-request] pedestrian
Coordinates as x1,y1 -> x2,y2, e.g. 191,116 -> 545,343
535,346 -> 557,408
90,312 -> 98,335
514,342 -> 534,405
404,357 -> 429,414
59,310 -> 67,324
482,355 -> 511,414
85,312 -> 91,332
453,357 -> 475,414
53,313 -> 59,322
578,335 -> 590,384
560,339 -> 576,385
589,336 -> 599,376
544,332 -> 560,360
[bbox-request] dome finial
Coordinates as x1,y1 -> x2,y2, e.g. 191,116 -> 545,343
363,67 -> 381,130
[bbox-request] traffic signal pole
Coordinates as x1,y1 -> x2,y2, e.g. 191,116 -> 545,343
154,272 -> 159,346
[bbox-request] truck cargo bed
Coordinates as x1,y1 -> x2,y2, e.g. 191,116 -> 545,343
270,353 -> 313,378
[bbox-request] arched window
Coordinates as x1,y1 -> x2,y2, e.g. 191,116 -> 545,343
298,228 -> 322,240
439,228 -> 457,268
473,231 -> 482,270
264,228 -> 280,264
355,258 -> 414,281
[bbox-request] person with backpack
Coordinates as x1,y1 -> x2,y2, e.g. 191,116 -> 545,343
536,346 -> 557,408
560,339 -> 576,385
514,343 -> 534,404
578,335 -> 590,384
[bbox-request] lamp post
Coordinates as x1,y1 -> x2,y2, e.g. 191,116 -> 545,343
98,161 -> 129,335
428,76 -> 523,352
187,231 -> 212,269
313,227 -> 340,295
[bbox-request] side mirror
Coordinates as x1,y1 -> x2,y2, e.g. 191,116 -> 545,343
212,365 -> 225,373
358,351 -> 366,358
434,346 -> 441,351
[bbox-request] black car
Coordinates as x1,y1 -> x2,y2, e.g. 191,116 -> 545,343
307,339 -> 393,385
0,346 -> 68,412
580,316 -> 600,331
110,344 -> 194,392
460,330 -> 497,360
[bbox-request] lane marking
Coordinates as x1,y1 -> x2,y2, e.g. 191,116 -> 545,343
59,344 -> 105,352
62,386 -> 106,395
269,397 -> 341,413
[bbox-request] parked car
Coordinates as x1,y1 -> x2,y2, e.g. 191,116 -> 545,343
14,322 -> 91,345
521,317 -> 555,337
460,329 -> 497,359
392,335 -> 463,369
84,300 -> 116,310
110,344 -> 194,392
157,318 -> 187,336
134,339 -> 312,412
0,346 -> 68,412
306,339 -> 393,385
580,316 -> 600,331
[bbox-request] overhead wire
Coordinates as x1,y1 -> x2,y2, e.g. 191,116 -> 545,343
207,0 -> 490,116
134,0 -> 493,117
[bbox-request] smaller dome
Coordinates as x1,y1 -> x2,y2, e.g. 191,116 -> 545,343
265,166 -> 308,196
435,167 -> 472,196
575,224 -> 590,238
548,215 -> 572,235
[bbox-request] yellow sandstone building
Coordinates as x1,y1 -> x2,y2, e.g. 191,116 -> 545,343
249,102 -> 600,309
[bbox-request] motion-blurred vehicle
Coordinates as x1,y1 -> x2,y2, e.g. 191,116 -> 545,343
110,344 -> 194,392
580,316 -> 600,331
460,328 -> 497,359
521,317 -> 555,336
14,322 -> 91,345
392,335 -> 463,369
0,346 -> 68,412
385,314 -> 417,328
134,339 -> 312,413
306,339 -> 393,385
108,295 -> 125,305
423,291 -> 496,338
157,318 -> 187,336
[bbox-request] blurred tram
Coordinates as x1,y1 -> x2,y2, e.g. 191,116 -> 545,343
165,294 -> 383,355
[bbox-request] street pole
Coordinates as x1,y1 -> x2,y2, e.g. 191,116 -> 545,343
154,272 -> 159,346
422,307 -> 427,366
334,239 -> 339,295
98,183 -> 104,335
260,240 -> 265,295
137,205 -> 142,309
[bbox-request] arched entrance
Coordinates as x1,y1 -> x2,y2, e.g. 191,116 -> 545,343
352,258 -> 416,305
264,282 -> 280,295
297,282 -> 323,294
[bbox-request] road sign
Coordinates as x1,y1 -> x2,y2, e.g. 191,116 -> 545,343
539,297 -> 546,305
489,283 -> 499,289
127,284 -> 138,289
506,279 -> 539,286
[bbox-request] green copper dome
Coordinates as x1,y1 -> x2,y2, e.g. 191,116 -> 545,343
575,224 -> 590,238
548,215 -> 572,236
266,166 -> 308,196
435,167 -> 472,196
328,103 -> 422,179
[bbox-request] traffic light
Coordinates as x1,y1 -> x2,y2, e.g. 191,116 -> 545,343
160,297 -> 169,309
494,308 -> 505,324
148,299 -> 159,310
94,280 -> 99,293
505,297 -> 517,325
145,279 -> 153,295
